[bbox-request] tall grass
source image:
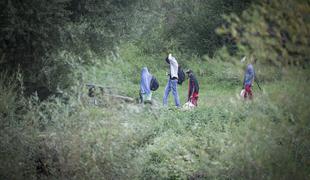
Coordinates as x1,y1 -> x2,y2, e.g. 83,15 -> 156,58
0,46 -> 309,179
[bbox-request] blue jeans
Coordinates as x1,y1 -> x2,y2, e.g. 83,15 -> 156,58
163,79 -> 180,107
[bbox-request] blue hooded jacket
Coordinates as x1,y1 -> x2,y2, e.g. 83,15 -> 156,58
244,64 -> 255,86
140,67 -> 152,94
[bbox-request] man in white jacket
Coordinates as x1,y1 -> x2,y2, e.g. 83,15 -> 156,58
163,54 -> 180,107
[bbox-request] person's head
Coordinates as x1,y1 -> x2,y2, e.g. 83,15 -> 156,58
141,67 -> 149,74
186,69 -> 193,77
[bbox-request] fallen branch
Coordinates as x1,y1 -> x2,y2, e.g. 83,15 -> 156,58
85,83 -> 135,103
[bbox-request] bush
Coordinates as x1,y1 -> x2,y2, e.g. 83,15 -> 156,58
217,0 -> 310,67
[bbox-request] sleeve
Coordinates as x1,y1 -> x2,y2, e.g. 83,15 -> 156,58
190,79 -> 195,96
165,56 -> 170,64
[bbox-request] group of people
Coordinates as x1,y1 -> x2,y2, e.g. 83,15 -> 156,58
140,54 -> 255,108
139,53 -> 200,108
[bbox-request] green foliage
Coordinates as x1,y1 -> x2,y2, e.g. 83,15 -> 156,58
122,0 -> 253,55
217,0 -> 310,66
1,0 -> 310,179
1,63 -> 309,179
162,0 -> 253,55
0,0 -> 70,78
0,0 -> 255,97
0,0 -> 140,97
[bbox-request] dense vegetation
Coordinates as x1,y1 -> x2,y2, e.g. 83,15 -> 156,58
1,0 -> 309,179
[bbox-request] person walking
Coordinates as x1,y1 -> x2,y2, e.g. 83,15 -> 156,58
140,67 -> 153,103
243,56 -> 256,100
186,69 -> 199,106
163,54 -> 180,107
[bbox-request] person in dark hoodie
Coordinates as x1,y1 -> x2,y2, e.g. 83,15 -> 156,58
186,69 -> 199,106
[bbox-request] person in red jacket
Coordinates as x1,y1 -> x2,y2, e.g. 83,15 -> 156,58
186,69 -> 199,106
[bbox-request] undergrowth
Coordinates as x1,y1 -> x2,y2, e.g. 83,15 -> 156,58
1,48 -> 309,179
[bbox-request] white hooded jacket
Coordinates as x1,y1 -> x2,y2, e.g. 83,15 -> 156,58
168,54 -> 178,79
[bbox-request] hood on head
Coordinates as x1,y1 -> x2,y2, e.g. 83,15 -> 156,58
141,67 -> 149,73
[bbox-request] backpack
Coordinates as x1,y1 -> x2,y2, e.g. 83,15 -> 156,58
177,66 -> 185,85
150,76 -> 159,91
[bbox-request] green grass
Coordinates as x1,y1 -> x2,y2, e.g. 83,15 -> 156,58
1,45 -> 309,179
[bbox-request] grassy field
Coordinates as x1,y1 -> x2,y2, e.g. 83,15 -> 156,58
1,47 -> 309,179
1,0 -> 309,178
